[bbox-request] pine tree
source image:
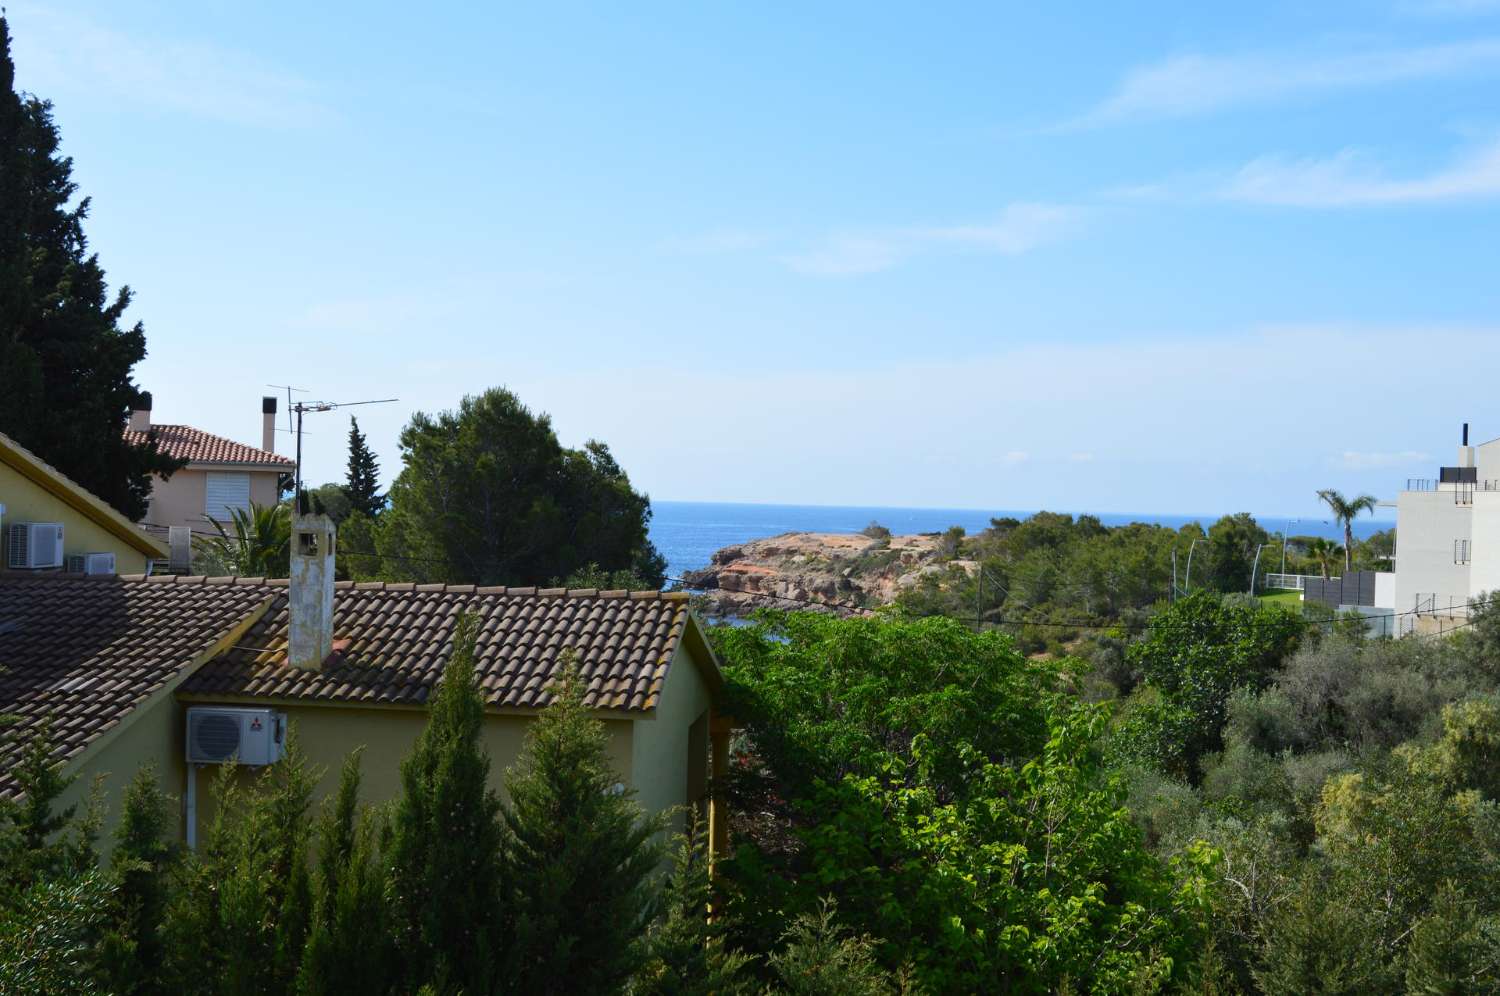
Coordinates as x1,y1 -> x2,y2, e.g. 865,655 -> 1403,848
765,899 -> 898,996
0,16 -> 185,519
503,660 -> 669,994
299,750 -> 395,996
385,614 -> 506,994
342,417 -> 383,519
636,814 -> 755,995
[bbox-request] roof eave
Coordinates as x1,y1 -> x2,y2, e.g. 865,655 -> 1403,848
0,432 -> 169,558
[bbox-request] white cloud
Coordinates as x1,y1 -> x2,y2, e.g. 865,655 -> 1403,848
6,8 -> 327,126
783,203 -> 1080,276
1069,39 -> 1500,126
1224,139 -> 1500,205
1003,451 -> 1031,465
1337,451 -> 1431,469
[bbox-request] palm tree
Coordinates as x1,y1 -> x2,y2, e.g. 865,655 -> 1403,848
1316,488 -> 1378,574
200,502 -> 292,577
1305,537 -> 1340,580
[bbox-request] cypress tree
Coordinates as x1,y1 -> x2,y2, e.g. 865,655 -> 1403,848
0,16 -> 185,519
161,738 -> 316,996
503,661 -> 669,994
299,750 -> 394,996
343,417 -> 383,519
637,814 -> 754,995
386,614 -> 506,993
99,765 -> 178,995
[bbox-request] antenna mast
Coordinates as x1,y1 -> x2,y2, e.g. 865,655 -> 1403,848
287,396 -> 399,508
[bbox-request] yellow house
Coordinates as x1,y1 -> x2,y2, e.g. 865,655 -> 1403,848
0,567 -> 731,858
0,429 -> 168,575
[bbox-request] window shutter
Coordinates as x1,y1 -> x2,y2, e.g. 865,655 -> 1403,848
205,472 -> 252,522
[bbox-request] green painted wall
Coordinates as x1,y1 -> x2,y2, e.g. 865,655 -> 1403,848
630,643 -> 714,836
182,703 -> 636,841
0,461 -> 155,574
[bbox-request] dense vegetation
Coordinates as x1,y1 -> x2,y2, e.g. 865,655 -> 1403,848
0,18 -> 184,519
897,510 -> 1393,653
0,621 -> 885,994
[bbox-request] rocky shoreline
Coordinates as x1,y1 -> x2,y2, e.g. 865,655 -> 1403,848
679,530 -> 975,617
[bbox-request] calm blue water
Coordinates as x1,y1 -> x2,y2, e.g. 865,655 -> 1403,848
648,501 -> 1394,581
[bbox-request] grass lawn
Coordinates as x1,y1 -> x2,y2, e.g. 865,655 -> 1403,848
1257,590 -> 1304,608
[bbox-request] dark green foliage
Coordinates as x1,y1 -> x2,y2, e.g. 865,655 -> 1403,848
1201,512 -> 1270,593
375,387 -> 666,587
636,815 -> 754,996
162,740 -> 316,995
299,750 -> 394,996
503,662 -> 668,994
306,483 -> 354,525
897,512 -> 1220,651
385,614 -> 506,994
342,417 -> 384,519
1115,591 -> 1303,780
199,503 -> 292,578
98,765 -> 177,995
0,17 -> 185,520
0,722 -> 108,993
714,612 -> 1209,993
556,561 -> 663,591
0,717 -> 96,895
764,899 -> 899,996
0,869 -> 114,996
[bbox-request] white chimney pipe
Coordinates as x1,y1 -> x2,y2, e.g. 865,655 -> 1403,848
129,392 -> 152,433
262,396 -> 277,453
289,510 -> 336,669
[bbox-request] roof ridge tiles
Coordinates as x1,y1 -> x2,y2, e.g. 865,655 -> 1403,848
537,587 -> 566,597
566,588 -> 598,598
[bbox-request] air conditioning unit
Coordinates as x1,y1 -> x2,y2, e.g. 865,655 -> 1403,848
7,522 -> 64,569
66,552 -> 117,576
186,707 -> 286,766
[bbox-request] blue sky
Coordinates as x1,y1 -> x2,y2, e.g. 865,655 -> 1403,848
8,1 -> 1500,518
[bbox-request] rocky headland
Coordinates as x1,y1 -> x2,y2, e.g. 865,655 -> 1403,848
679,531 -> 976,617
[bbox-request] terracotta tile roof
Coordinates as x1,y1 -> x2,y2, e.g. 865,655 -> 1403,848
122,424 -> 293,468
183,582 -> 706,713
0,576 -> 274,799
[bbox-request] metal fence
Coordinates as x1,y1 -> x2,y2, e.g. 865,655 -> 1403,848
1264,573 -> 1330,591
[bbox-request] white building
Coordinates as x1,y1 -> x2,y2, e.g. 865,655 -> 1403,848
1394,424 -> 1500,633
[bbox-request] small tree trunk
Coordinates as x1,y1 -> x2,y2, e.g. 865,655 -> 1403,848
1344,522 -> 1354,574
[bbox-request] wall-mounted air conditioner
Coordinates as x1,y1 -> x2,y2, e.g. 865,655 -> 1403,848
66,552 -> 116,576
186,707 -> 286,766
7,522 -> 64,569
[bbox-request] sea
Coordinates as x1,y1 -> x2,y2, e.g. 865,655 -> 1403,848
648,500 -> 1395,582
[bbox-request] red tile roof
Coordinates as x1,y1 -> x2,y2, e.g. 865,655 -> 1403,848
123,424 -> 293,468
184,582 -> 708,713
0,576 -> 275,798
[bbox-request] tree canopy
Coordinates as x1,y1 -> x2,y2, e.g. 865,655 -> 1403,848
0,17 -> 183,519
373,387 -> 666,588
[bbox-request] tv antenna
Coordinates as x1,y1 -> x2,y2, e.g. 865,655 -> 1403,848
267,384 -> 308,439
287,396 -> 399,506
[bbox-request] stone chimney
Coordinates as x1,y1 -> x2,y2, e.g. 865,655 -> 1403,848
262,396 -> 278,453
289,509 -> 336,669
129,392 -> 152,432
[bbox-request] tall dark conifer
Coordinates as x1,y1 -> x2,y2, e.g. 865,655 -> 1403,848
342,416 -> 383,518
0,17 -> 183,519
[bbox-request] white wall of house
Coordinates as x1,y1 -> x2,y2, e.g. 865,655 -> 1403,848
1467,493 -> 1500,600
1394,488 -> 1472,615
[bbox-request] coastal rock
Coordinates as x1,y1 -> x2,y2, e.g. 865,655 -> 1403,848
680,531 -> 964,617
